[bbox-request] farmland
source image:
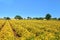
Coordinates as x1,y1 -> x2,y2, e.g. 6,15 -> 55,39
0,20 -> 60,40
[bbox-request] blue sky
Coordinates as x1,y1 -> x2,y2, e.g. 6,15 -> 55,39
0,0 -> 60,18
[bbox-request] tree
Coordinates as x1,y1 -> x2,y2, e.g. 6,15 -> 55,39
45,13 -> 51,20
33,17 -> 44,20
39,17 -> 44,20
4,17 -> 10,20
33,17 -> 39,20
27,17 -> 32,20
14,15 -> 23,20
51,18 -> 57,20
58,18 -> 60,20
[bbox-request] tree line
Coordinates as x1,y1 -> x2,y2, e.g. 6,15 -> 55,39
1,13 -> 60,20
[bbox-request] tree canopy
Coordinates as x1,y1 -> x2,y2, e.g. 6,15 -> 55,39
14,15 -> 23,20
45,13 -> 51,20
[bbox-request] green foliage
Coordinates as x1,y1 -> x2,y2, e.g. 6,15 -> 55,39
58,18 -> 60,20
39,17 -> 44,20
27,17 -> 32,20
51,18 -> 57,20
33,17 -> 44,20
45,13 -> 51,20
14,15 -> 23,20
4,17 -> 10,20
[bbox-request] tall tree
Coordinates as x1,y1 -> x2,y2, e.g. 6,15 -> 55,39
45,13 -> 51,20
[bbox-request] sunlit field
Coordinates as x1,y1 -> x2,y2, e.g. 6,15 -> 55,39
0,20 -> 60,40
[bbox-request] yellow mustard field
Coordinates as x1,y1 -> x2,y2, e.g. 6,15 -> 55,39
0,20 -> 60,40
